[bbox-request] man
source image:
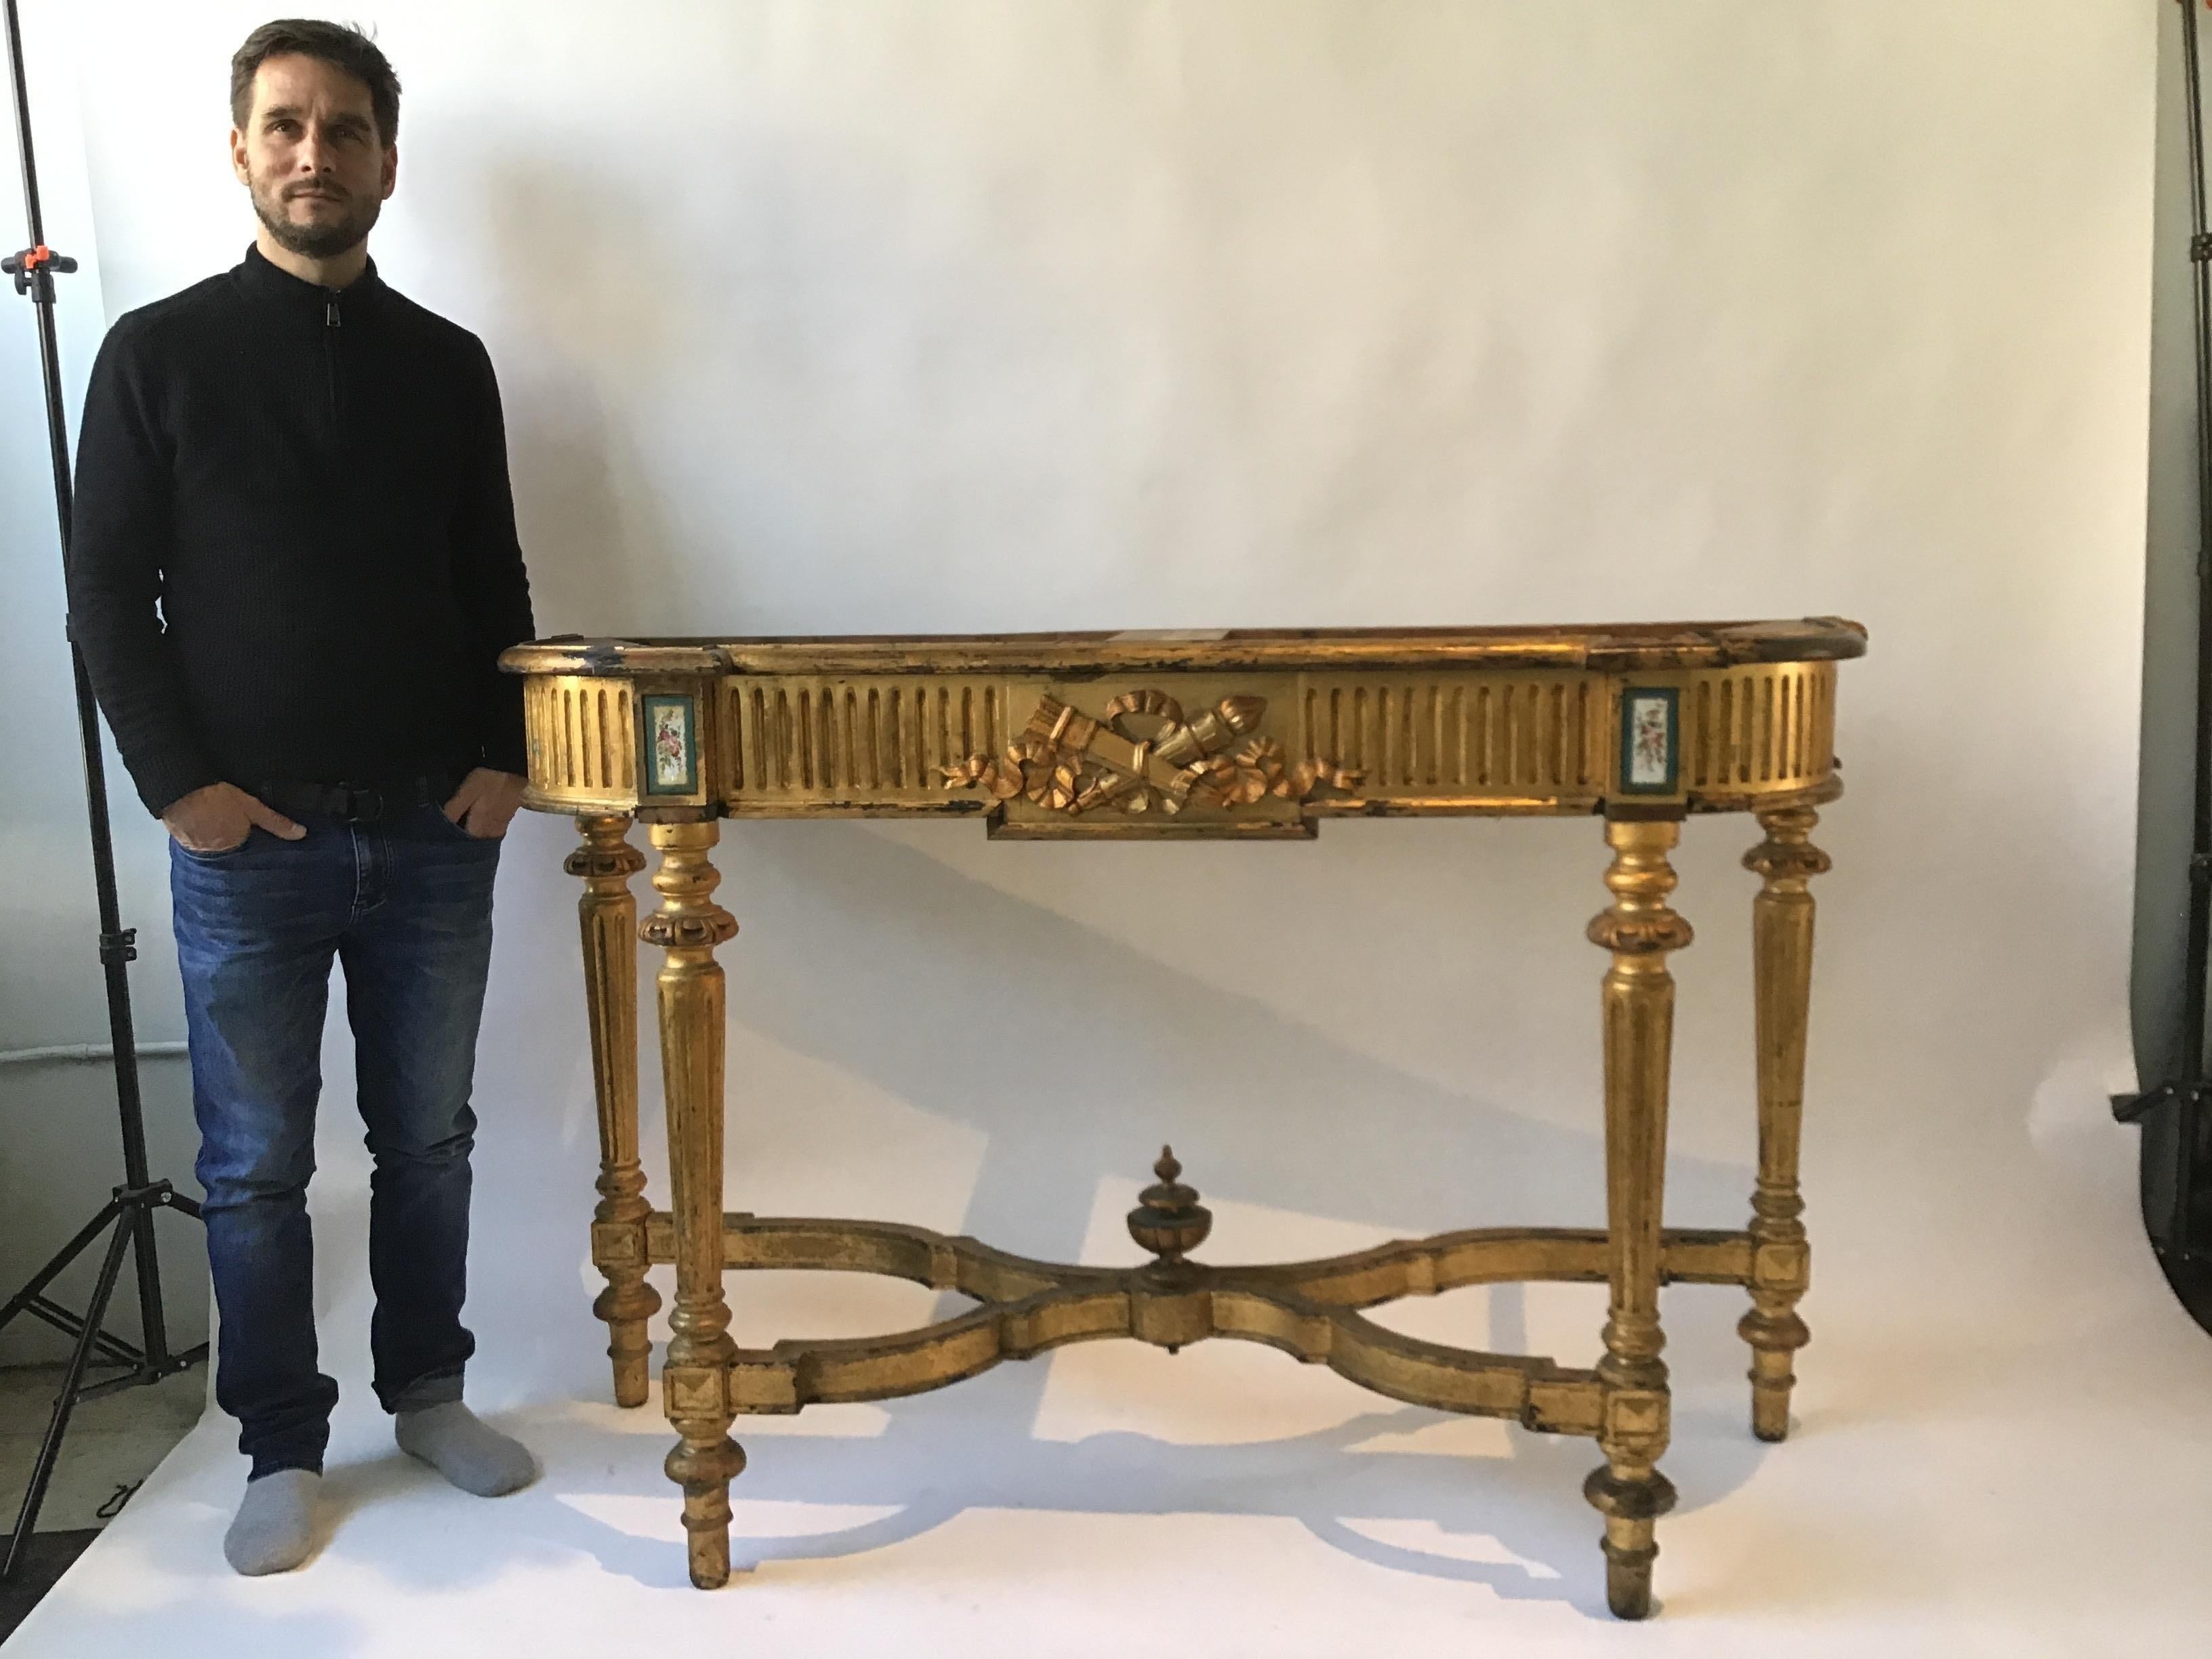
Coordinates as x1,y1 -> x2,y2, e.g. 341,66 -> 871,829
67,20 -> 539,1576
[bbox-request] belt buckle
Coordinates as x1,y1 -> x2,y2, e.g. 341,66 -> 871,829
340,784 -> 385,823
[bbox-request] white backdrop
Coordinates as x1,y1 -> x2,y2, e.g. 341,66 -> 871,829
9,1 -> 2209,1654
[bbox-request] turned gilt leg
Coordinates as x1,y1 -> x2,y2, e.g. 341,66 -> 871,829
1584,815 -> 1691,1620
642,820 -> 745,1589
571,815 -> 659,1408
1740,805 -> 1826,1442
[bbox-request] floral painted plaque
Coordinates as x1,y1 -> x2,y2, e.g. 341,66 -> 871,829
1618,687 -> 1680,796
639,694 -> 698,796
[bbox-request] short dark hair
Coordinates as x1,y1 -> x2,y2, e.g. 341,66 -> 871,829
230,20 -> 401,146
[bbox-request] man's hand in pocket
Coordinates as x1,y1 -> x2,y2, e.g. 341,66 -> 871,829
441,769 -> 527,839
163,783 -> 305,853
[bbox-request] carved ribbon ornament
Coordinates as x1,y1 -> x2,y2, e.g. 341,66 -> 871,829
940,690 -> 1359,817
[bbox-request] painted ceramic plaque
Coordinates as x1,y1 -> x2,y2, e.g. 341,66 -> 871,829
1618,687 -> 1680,796
639,694 -> 699,796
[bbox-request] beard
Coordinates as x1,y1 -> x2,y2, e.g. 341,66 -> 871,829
249,171 -> 382,261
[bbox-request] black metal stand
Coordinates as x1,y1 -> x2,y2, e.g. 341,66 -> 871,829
2116,0 -> 2212,1306
0,0 -> 205,1580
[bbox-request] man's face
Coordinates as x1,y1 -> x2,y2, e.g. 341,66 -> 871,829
230,54 -> 395,261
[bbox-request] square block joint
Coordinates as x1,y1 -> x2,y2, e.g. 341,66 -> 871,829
1751,1241 -> 1809,1295
663,1364 -> 727,1420
1601,1389 -> 1671,1456
592,1221 -> 647,1269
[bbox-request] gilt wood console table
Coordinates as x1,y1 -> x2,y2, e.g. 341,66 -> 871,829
501,618 -> 1864,1619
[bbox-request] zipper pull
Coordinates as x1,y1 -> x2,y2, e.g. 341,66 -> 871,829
325,295 -> 341,327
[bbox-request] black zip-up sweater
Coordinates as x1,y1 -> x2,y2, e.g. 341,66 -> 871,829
67,243 -> 535,817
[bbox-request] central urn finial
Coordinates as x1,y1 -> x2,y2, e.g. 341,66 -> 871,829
1126,1145 -> 1212,1271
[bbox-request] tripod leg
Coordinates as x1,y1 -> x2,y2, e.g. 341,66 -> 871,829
2,1213 -> 134,1582
16,1298 -> 141,1368
125,1198 -> 172,1370
0,1197 -> 126,1335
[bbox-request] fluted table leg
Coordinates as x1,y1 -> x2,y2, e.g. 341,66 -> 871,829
642,819 -> 745,1589
1740,805 -> 1828,1442
1583,814 -> 1691,1620
570,815 -> 659,1408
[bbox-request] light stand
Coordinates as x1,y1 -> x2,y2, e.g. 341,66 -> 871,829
2115,0 -> 2212,1313
0,0 -> 205,1580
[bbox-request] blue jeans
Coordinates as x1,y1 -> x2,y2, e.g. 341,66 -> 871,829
170,799 -> 502,1479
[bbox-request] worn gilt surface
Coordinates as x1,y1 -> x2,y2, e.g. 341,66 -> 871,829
524,619 -> 1863,1618
1583,817 -> 1693,1619
568,815 -> 656,1408
1741,804 -> 1827,1442
508,620 -> 1858,830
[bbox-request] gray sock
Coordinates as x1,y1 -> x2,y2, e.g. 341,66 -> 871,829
394,1401 -> 537,1496
224,1468 -> 321,1576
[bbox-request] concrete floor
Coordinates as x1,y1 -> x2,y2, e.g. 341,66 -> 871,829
0,1363 -> 207,1535
0,1361 -> 204,1645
